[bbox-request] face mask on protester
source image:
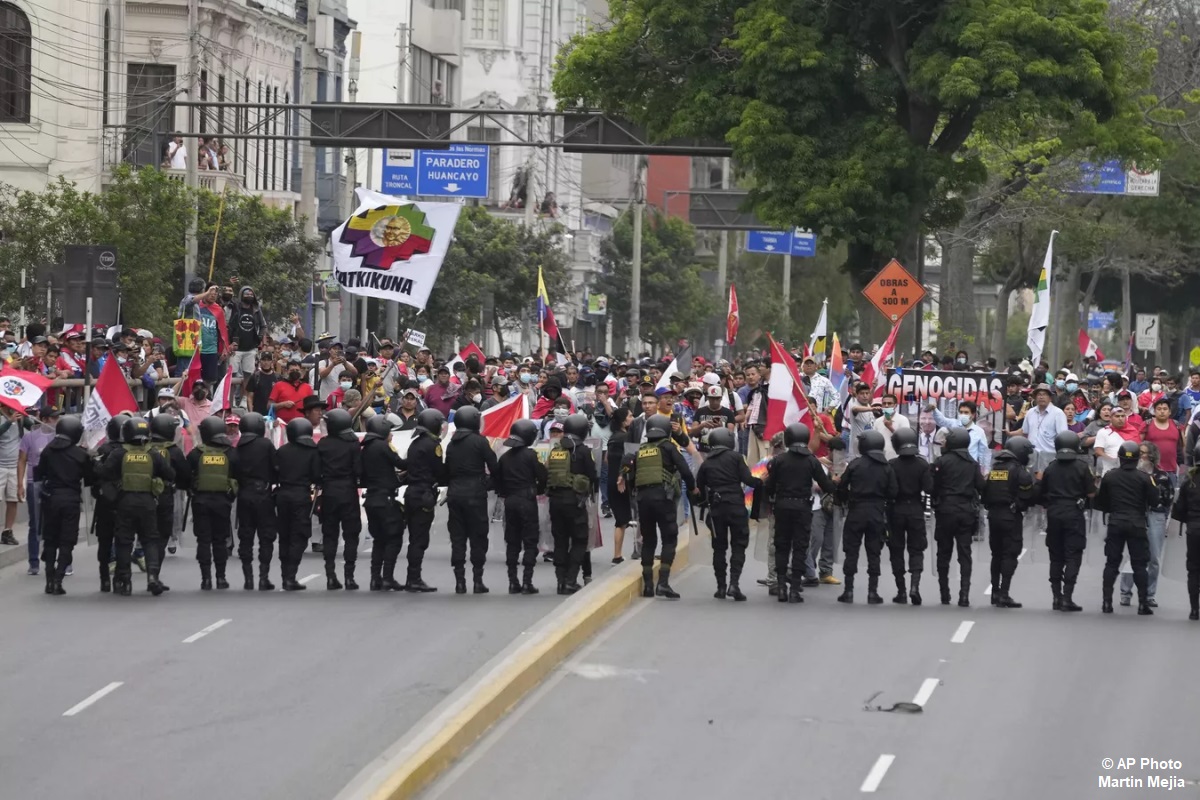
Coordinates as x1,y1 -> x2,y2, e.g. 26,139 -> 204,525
957,413 -> 972,427
193,388 -> 207,402
883,407 -> 895,419
521,373 -> 535,384
1054,379 -> 1065,389
956,358 -> 967,366
1066,382 -> 1078,393
339,381 -> 353,392
1152,382 -> 1162,393
288,369 -> 301,381
471,393 -> 483,404
553,408 -> 569,422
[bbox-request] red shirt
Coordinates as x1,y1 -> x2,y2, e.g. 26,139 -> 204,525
811,412 -> 836,459
1144,419 -> 1182,473
269,379 -> 313,423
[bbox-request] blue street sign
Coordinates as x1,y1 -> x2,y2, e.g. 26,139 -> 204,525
380,143 -> 491,199
1088,311 -> 1116,330
746,228 -> 817,256
1074,160 -> 1160,196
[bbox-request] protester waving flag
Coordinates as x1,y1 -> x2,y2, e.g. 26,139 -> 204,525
1078,329 -> 1105,362
82,357 -> 138,448
480,391 -> 528,440
537,267 -> 570,366
1027,230 -> 1057,365
808,298 -> 828,362
0,366 -> 52,415
859,321 -> 901,399
764,333 -> 810,440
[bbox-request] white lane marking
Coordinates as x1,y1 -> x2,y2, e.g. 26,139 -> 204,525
182,618 -> 232,644
950,620 -> 975,644
984,584 -> 992,596
63,682 -> 124,716
913,678 -> 939,707
566,663 -> 658,683
860,754 -> 896,793
1018,547 -> 1028,560
299,573 -> 320,584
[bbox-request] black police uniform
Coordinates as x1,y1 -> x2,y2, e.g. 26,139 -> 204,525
35,436 -> 95,594
546,438 -> 598,592
763,448 -> 833,602
981,451 -> 1034,607
888,454 -> 933,602
186,442 -> 239,589
150,433 -> 190,586
1096,460 -> 1157,612
275,434 -> 321,588
699,444 -> 765,599
1171,467 -> 1200,619
626,436 -> 695,597
403,429 -> 447,590
493,442 -> 548,592
360,431 -> 407,590
317,432 -> 364,588
1037,459 -> 1094,609
92,421 -> 125,592
235,432 -> 279,589
835,452 -> 898,600
932,448 -> 986,605
103,438 -> 174,595
445,428 -> 499,592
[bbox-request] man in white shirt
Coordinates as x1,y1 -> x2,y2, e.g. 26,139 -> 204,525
1093,406 -> 1140,476
872,392 -> 911,459
168,135 -> 187,168
1021,384 -> 1068,476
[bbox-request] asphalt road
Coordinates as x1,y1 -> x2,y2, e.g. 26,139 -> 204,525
0,512 -> 592,800
424,516 -> 1200,800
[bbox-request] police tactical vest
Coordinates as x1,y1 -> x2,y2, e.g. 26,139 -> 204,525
121,446 -> 154,493
547,446 -> 573,490
636,443 -> 665,488
196,444 -> 231,493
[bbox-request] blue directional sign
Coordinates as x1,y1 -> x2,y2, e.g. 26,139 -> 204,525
745,228 -> 817,257
1088,311 -> 1117,330
381,143 -> 491,199
1074,160 -> 1160,196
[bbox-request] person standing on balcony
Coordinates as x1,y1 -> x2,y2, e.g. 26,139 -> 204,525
217,142 -> 231,171
167,134 -> 186,169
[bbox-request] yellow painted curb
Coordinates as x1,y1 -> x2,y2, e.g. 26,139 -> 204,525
364,534 -> 691,800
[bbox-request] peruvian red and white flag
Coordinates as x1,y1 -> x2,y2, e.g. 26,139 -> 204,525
178,349 -> 203,398
764,333 -> 810,440
859,321 -> 901,399
82,357 -> 138,449
725,283 -> 739,345
1078,329 -> 1105,362
210,367 -> 233,415
0,366 -> 53,415
481,391 -> 529,440
445,341 -> 488,383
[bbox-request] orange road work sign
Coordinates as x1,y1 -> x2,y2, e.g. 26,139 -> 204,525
862,259 -> 926,323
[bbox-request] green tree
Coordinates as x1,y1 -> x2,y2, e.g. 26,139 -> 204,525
597,210 -> 717,352
555,0 -> 1162,341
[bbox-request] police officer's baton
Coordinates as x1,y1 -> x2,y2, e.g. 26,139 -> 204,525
181,493 -> 192,531
690,503 -> 699,537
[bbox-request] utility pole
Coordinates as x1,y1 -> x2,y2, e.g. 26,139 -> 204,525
345,31 -> 365,344
301,0 -> 321,332
715,157 -> 729,361
629,158 -> 646,355
782,253 -> 792,334
184,0 -> 200,283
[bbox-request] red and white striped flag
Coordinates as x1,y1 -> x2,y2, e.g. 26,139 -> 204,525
0,366 -> 53,415
859,321 -> 901,399
725,283 -> 739,345
764,333 -> 810,440
481,391 -> 529,440
1078,329 -> 1105,362
178,351 -> 203,398
211,367 -> 233,415
82,357 -> 138,448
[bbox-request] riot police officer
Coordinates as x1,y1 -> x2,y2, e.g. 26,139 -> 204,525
546,414 -> 598,595
445,405 -> 498,594
1171,442 -> 1200,620
835,430 -> 897,604
93,412 -> 131,593
149,413 -> 190,594
403,409 -> 448,592
982,436 -> 1035,609
625,415 -> 696,600
888,428 -> 933,605
234,413 -> 279,591
318,408 -> 363,590
493,419 -> 547,595
697,426 -> 762,601
1037,431 -> 1095,611
761,423 -> 832,604
35,415 -> 94,595
360,415 -> 407,592
102,417 -> 174,596
186,416 -> 239,590
1096,441 -> 1157,615
276,418 -> 321,591
932,427 -> 986,607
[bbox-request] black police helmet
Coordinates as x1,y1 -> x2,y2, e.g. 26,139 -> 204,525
455,405 -> 481,432
1003,435 -> 1034,466
122,417 -> 150,444
708,427 -> 735,450
646,415 -> 671,441
563,413 -> 590,440
149,413 -> 178,442
54,415 -> 83,446
858,429 -> 886,453
365,415 -> 393,439
1054,431 -> 1080,462
324,408 -> 353,436
239,412 -> 266,437
945,427 -> 971,452
504,419 -> 539,448
784,423 -> 810,448
1118,440 -> 1140,465
199,416 -> 228,446
107,412 -> 131,443
892,427 -> 919,457
285,418 -> 314,445
417,408 -> 446,436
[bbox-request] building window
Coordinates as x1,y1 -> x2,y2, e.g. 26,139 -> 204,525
0,3 -> 31,123
123,63 -> 175,167
470,0 -> 502,42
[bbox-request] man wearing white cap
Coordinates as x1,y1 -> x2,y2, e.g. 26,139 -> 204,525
694,385 -> 736,452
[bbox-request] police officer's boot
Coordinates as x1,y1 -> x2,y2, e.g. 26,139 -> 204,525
788,579 -> 805,604
53,566 -> 67,596
381,560 -> 404,592
370,562 -> 384,591
728,565 -> 746,602
508,565 -> 522,594
938,572 -> 951,605
714,567 -> 727,600
404,566 -> 437,593
909,573 -> 922,606
148,572 -> 165,596
325,562 -> 342,591
997,574 -> 1021,608
1060,582 -> 1082,612
655,565 -> 680,599
1102,579 -> 1114,613
837,576 -> 854,604
867,576 -> 883,605
1051,578 -> 1063,610
893,574 -> 907,604
640,566 -> 654,598
99,563 -> 111,593
777,575 -> 790,603
200,563 -> 212,591
116,578 -> 133,596
521,564 -> 539,595
258,571 -> 275,592
1189,575 -> 1199,620
242,561 -> 254,591
343,563 -> 359,591
215,563 -> 230,590
472,565 -> 489,595
44,571 -> 55,595
990,567 -> 1001,606
454,565 -> 467,595
958,577 -> 970,608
